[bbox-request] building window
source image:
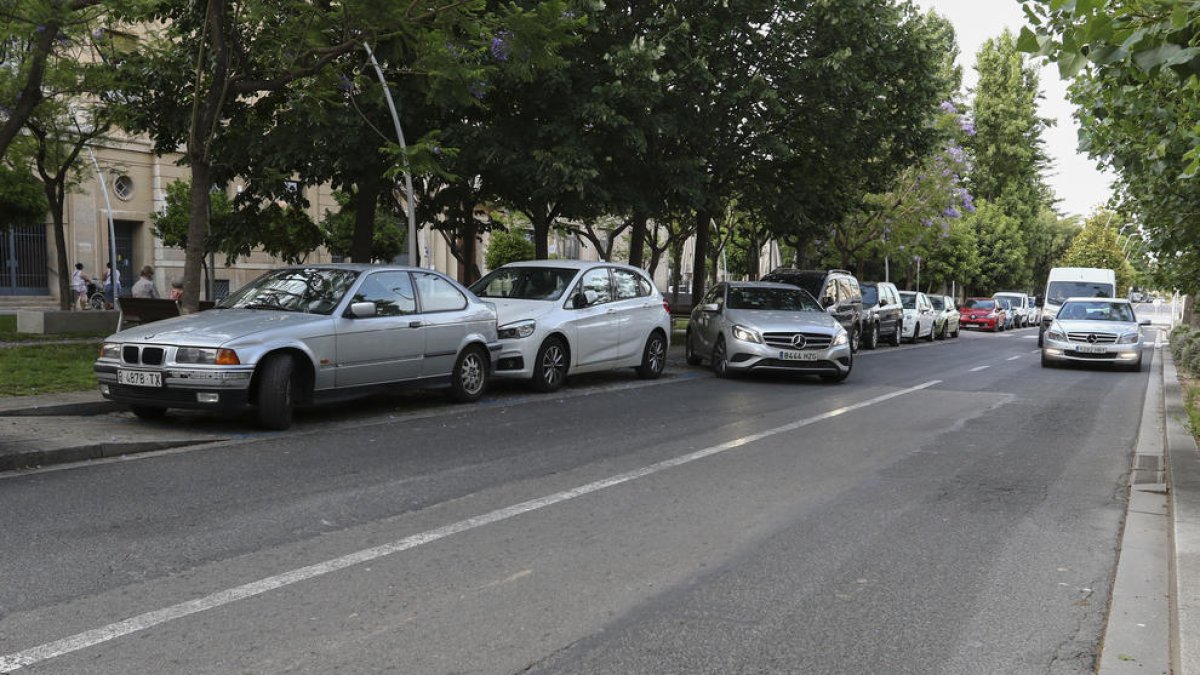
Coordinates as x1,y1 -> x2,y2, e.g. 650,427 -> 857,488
113,175 -> 134,200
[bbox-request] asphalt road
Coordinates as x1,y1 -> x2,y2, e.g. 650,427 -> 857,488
0,323 -> 1158,674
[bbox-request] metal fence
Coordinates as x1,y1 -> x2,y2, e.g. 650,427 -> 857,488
0,226 -> 49,295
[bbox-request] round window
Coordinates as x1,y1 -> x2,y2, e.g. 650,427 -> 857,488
113,175 -> 134,200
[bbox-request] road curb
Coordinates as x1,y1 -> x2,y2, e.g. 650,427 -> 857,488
0,440 -> 206,472
1099,346 -> 1170,675
1164,348 -> 1200,675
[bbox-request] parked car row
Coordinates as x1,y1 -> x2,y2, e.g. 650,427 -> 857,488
94,262 -> 1140,432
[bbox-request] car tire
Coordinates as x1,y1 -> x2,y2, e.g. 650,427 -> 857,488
130,405 -> 167,420
863,322 -> 879,350
924,323 -> 935,342
712,337 -> 731,378
449,345 -> 489,402
1125,357 -> 1143,373
636,331 -> 667,380
531,337 -> 568,393
1041,351 -> 1053,368
850,326 -> 861,353
255,353 -> 296,431
935,322 -> 945,340
889,320 -> 902,346
685,329 -> 703,366
951,324 -> 959,338
821,352 -> 852,383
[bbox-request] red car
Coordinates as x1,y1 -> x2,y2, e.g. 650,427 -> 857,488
959,297 -> 1007,332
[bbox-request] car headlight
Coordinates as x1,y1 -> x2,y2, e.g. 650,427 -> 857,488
1046,327 -> 1066,341
176,347 -> 241,365
1117,331 -> 1140,344
100,342 -> 121,359
831,331 -> 849,346
497,320 -> 536,340
731,325 -> 762,344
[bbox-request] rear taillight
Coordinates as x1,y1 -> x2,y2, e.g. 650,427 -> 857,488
663,299 -> 670,314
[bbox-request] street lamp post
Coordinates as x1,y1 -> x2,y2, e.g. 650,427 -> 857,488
85,146 -> 119,307
362,42 -> 419,267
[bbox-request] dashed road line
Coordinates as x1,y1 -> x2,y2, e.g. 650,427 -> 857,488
970,365 -> 990,372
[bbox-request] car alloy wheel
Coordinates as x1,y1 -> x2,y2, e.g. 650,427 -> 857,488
637,332 -> 666,379
864,322 -> 879,350
450,346 -> 488,402
712,337 -> 729,378
685,328 -> 702,366
532,337 -> 568,393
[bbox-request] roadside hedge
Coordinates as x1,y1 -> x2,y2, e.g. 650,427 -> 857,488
1172,326 -> 1200,375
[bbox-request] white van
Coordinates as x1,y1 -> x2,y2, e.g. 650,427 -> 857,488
1038,267 -> 1117,345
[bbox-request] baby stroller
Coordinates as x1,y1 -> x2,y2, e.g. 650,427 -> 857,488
85,281 -> 106,310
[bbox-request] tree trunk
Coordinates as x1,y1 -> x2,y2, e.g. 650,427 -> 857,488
530,206 -> 552,260
460,218 -> 481,284
46,181 -> 70,310
628,213 -> 648,268
669,235 -> 684,306
350,172 -> 381,262
182,160 -> 213,314
690,210 -> 711,303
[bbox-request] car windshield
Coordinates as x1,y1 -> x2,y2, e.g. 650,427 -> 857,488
964,299 -> 995,309
727,287 -> 820,311
861,285 -> 879,306
994,297 -> 1013,309
469,267 -> 577,301
218,268 -> 359,314
1048,281 -> 1113,304
900,293 -> 917,309
1057,301 -> 1136,322
928,296 -> 945,310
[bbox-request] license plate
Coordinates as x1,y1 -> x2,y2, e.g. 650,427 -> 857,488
779,350 -> 818,361
1075,345 -> 1107,354
118,369 -> 162,387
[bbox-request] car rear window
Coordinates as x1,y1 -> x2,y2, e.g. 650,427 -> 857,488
727,287 -> 820,312
861,285 -> 878,306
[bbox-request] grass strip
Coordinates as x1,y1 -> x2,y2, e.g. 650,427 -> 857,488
0,343 -> 100,396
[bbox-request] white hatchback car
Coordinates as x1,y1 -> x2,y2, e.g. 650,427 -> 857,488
470,260 -> 671,392
899,291 -> 936,342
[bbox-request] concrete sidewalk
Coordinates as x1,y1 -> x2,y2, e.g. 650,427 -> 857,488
1163,349 -> 1200,675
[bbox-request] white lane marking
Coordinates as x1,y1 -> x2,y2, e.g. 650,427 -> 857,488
1022,335 -> 1039,339
1006,356 -> 1021,361
0,380 -> 942,673
970,366 -> 990,372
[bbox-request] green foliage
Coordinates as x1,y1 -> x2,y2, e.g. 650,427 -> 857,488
484,227 -> 535,270
1171,325 -> 1200,376
0,342 -> 102,396
1021,0 -> 1200,294
1058,210 -> 1136,295
966,200 -> 1028,293
0,161 -> 45,227
320,191 -> 406,263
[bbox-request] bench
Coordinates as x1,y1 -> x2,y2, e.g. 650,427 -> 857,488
116,298 -> 220,330
116,298 -> 181,331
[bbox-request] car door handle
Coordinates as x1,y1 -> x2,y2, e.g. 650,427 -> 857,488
409,321 -> 424,328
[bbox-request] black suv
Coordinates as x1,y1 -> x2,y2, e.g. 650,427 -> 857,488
760,268 -> 865,352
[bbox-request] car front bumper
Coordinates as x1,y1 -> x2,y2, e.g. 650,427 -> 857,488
1041,338 -> 1143,365
724,339 -> 852,376
960,316 -> 998,330
94,361 -> 254,410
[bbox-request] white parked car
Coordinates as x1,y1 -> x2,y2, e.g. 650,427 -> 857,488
993,292 -> 1031,327
470,260 -> 671,392
1041,297 -> 1149,371
899,291 -> 936,342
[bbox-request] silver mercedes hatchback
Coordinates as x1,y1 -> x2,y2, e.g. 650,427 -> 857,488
685,281 -> 852,382
94,264 -> 499,429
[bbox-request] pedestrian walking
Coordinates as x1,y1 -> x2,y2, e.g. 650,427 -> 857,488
102,262 -> 121,309
71,263 -> 91,310
131,265 -> 160,299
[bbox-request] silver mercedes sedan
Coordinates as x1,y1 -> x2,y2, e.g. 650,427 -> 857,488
94,264 -> 499,429
685,281 -> 852,382
1040,297 -> 1149,371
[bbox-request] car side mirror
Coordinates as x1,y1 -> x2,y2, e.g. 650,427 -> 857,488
701,303 -> 720,313
821,296 -> 835,309
572,289 -> 600,309
347,301 -> 377,318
